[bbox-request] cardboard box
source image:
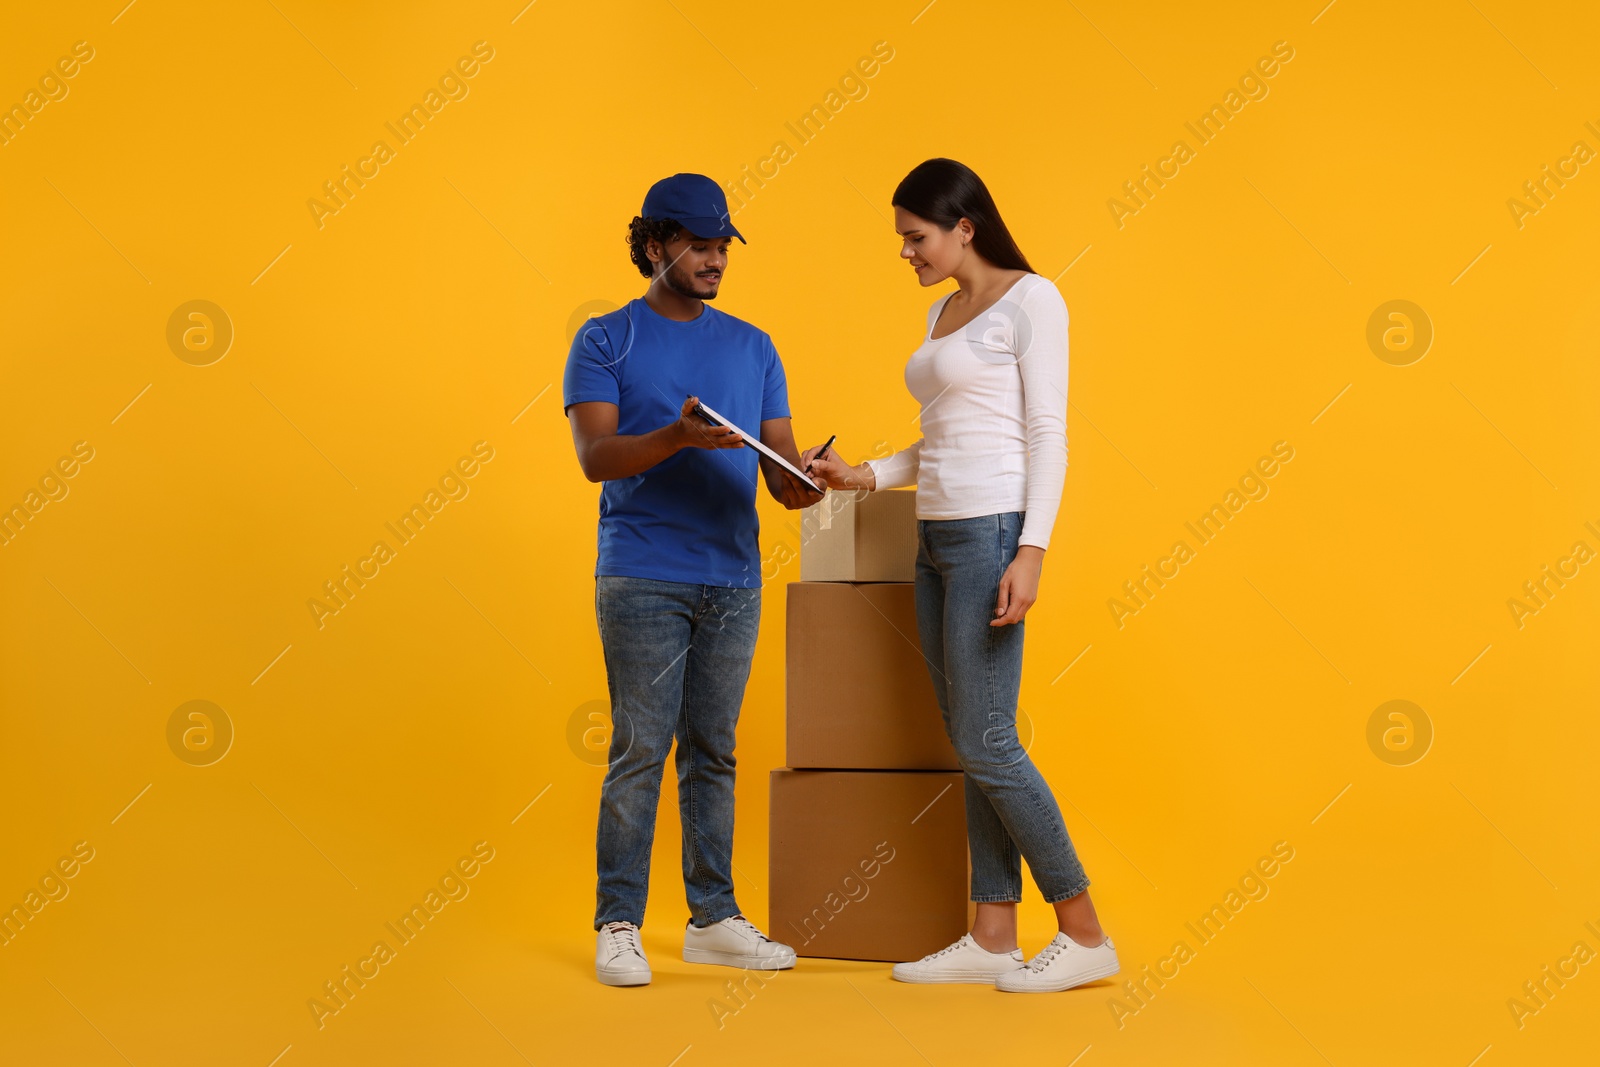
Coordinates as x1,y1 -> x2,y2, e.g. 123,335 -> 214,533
800,488 -> 918,582
769,769 -> 973,961
786,581 -> 960,771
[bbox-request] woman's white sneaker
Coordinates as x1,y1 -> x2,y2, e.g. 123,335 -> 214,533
682,915 -> 797,969
891,933 -> 1025,984
595,921 -> 652,986
995,932 -> 1120,992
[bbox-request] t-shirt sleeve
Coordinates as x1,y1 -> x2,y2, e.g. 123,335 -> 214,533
761,334 -> 791,421
562,316 -> 622,413
1016,280 -> 1069,550
867,439 -> 922,490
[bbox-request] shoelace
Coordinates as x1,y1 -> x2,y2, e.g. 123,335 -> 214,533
1027,937 -> 1069,972
604,921 -> 645,959
922,935 -> 976,961
724,915 -> 771,942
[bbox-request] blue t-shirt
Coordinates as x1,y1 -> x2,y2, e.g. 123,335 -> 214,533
562,298 -> 790,588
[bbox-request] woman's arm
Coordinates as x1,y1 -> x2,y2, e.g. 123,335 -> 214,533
863,440 -> 922,491
802,438 -> 922,491
992,281 -> 1069,626
1015,282 -> 1070,551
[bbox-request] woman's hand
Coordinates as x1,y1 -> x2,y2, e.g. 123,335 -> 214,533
992,545 -> 1045,626
801,443 -> 875,491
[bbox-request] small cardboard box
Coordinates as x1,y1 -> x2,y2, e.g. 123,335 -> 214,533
786,581 -> 960,771
800,488 -> 918,582
769,768 -> 973,961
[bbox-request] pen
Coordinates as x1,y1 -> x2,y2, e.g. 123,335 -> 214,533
807,434 -> 837,471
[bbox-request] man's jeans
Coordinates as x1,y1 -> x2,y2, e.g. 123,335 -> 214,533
593,575 -> 761,930
914,511 -> 1092,904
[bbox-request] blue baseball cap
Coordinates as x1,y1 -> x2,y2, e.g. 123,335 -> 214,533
641,173 -> 745,244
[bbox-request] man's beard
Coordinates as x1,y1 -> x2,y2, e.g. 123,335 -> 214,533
663,260 -> 719,300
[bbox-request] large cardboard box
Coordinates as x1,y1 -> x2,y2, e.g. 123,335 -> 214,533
769,769 -> 973,961
800,488 -> 918,582
786,582 -> 960,771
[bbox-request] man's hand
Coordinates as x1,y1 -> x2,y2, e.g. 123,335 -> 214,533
757,417 -> 826,509
767,468 -> 826,508
676,395 -> 745,451
568,396 -> 745,482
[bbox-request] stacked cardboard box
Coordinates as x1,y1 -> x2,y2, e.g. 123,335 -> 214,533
769,489 -> 974,962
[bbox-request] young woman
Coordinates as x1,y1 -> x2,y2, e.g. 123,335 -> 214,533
802,158 -> 1117,993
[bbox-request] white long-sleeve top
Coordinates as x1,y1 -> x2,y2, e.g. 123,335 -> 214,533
866,272 -> 1069,550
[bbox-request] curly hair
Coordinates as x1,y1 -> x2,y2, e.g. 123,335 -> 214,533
627,216 -> 683,278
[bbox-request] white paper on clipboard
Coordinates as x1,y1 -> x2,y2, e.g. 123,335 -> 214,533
694,399 -> 825,494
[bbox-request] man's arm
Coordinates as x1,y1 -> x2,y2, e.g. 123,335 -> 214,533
568,396 -> 743,482
758,417 -> 826,509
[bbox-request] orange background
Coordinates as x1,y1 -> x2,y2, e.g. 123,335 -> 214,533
2,1 -> 1597,1064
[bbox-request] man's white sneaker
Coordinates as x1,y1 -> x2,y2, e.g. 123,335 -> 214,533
595,921 -> 651,986
890,933 -> 1026,984
682,915 -> 797,970
995,932 -> 1120,992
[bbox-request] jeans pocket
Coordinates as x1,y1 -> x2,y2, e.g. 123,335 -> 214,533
1000,511 -> 1025,562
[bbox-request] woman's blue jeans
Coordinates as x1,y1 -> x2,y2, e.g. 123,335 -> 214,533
914,511 -> 1091,904
592,575 -> 760,931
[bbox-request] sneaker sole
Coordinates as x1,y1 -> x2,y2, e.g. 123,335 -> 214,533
596,968 -> 652,987
995,958 -> 1120,993
892,968 -> 1018,984
682,947 -> 796,970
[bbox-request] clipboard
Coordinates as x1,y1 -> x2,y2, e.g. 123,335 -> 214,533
692,398 -> 826,495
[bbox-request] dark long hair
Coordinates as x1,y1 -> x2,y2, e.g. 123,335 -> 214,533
892,158 -> 1034,273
